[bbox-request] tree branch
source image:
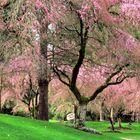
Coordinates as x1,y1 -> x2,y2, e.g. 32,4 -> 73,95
64,26 -> 80,36
71,17 -> 89,88
89,64 -> 131,102
53,66 -> 70,86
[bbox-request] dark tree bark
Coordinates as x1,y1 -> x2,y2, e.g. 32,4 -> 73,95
0,77 -> 3,113
37,29 -> 50,121
109,117 -> 115,131
0,87 -> 1,113
74,104 -> 78,122
109,108 -> 115,131
38,79 -> 49,120
37,63 -> 49,121
34,92 -> 39,119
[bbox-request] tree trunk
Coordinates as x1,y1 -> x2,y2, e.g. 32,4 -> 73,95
131,112 -> 135,122
37,28 -> 49,121
0,77 -> 2,113
109,117 -> 115,131
99,109 -> 104,122
109,108 -> 115,131
136,113 -> 139,123
99,102 -> 104,121
38,79 -> 49,121
76,102 -> 87,127
118,118 -> 122,128
34,93 -> 39,119
0,92 -> 1,113
74,104 -> 78,123
110,108 -> 114,124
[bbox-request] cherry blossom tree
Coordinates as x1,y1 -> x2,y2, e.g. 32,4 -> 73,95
0,0 -> 50,120
39,0 -> 140,127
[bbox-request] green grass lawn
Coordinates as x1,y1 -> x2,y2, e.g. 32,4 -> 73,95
0,114 -> 140,140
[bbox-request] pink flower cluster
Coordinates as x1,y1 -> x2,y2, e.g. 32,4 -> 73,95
122,5 -> 140,19
35,0 -> 44,9
120,0 -> 140,23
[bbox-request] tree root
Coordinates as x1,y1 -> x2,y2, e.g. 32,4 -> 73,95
75,126 -> 102,135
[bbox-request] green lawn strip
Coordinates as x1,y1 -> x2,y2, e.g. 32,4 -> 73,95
0,114 -> 104,140
86,121 -> 140,140
0,114 -> 139,140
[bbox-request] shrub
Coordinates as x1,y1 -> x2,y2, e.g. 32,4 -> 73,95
14,109 -> 31,117
2,99 -> 16,115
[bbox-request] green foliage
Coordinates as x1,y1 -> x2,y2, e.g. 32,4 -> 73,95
108,4 -> 120,16
2,0 -> 24,23
49,104 -> 72,121
128,26 -> 140,41
22,89 -> 36,106
50,107 -> 66,120
2,99 -> 16,114
0,30 -> 22,63
13,108 -> 30,117
2,5 -> 11,23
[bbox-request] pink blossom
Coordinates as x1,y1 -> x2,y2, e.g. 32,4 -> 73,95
35,0 -> 43,9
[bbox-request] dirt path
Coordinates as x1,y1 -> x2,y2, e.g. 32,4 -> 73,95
120,138 -> 134,140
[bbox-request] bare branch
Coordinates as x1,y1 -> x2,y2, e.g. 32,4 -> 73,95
53,67 -> 70,86
64,26 -> 80,36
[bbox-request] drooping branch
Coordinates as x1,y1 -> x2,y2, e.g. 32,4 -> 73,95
108,75 -> 128,85
53,66 -> 70,86
89,64 -> 131,102
53,67 -> 82,101
105,64 -> 130,83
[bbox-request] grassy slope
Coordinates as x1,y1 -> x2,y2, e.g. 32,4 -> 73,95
86,121 -> 140,140
0,114 -> 139,140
